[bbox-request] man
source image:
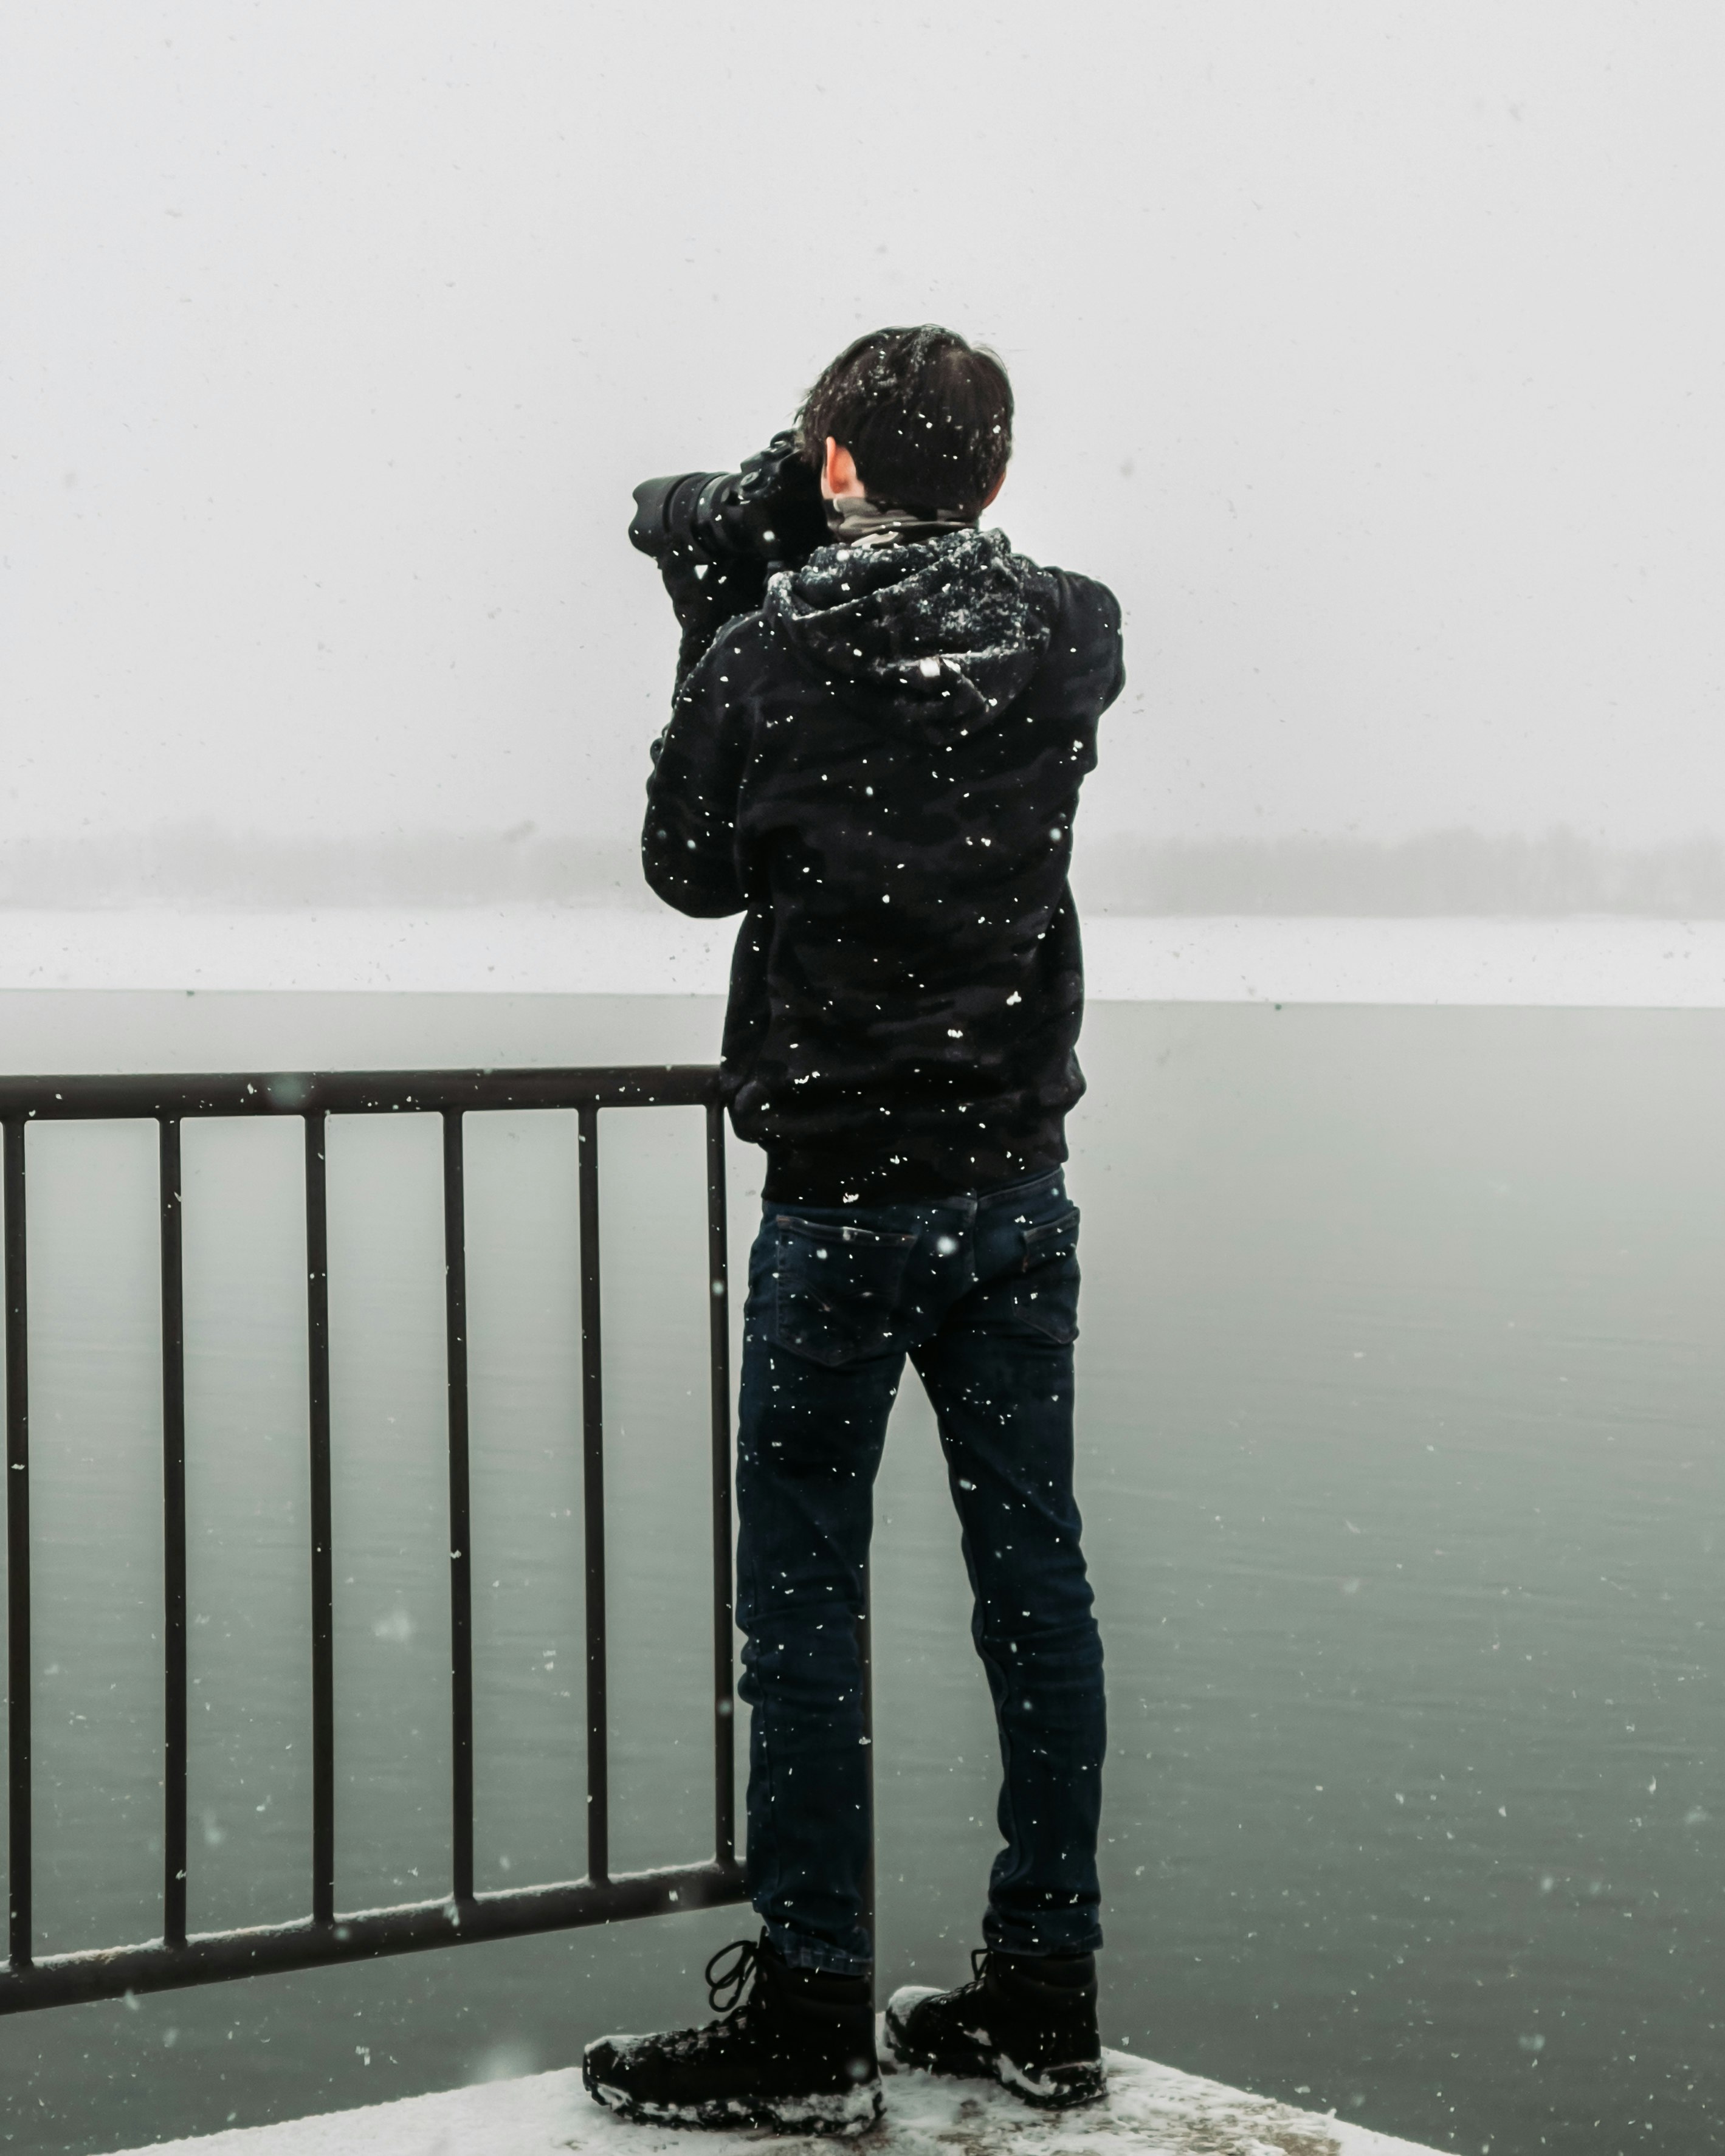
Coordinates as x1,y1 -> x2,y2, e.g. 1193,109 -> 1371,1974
584,326 -> 1124,2135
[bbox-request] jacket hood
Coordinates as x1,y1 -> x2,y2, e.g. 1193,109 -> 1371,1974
763,527 -> 1054,742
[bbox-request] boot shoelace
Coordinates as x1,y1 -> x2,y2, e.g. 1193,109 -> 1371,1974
704,1937 -> 760,2016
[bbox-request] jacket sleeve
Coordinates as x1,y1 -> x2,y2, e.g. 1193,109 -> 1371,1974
1051,570 -> 1126,722
641,632 -> 753,918
654,549 -> 770,695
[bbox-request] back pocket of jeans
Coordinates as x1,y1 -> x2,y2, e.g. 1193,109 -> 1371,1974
1015,1207 -> 1080,1343
771,1218 -> 919,1367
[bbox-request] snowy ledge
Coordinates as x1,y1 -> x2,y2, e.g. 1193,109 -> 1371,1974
101,2048 -> 1440,2156
3,906 -> 1725,1004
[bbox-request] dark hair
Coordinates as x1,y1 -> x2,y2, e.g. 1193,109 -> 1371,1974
796,325 -> 1013,518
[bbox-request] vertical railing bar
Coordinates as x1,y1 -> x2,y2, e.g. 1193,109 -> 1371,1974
159,1118 -> 189,1949
704,1101 -> 735,1868
577,1104 -> 608,1885
859,1593 -> 875,1997
303,1112 -> 336,1927
442,1111 -> 475,1906
4,1119 -> 31,1969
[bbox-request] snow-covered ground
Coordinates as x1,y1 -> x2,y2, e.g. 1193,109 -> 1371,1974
2,906 -> 1725,1004
101,2047 -> 1440,2156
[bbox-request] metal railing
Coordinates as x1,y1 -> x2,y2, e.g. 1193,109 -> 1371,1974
0,1066 -> 746,2014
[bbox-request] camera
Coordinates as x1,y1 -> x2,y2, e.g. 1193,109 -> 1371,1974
628,430 -> 828,574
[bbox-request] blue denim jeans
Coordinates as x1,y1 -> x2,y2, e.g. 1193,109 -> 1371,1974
735,1167 -> 1105,1975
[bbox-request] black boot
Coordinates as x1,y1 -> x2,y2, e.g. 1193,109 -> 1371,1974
583,1934 -> 882,2136
883,1947 -> 1105,2110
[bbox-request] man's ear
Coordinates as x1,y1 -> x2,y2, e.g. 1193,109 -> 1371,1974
980,467 -> 1007,511
823,436 -> 864,499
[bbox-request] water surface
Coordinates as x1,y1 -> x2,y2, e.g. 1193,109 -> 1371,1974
0,992 -> 1720,2156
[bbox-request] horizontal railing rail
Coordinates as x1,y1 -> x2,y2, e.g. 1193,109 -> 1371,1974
0,1064 -> 745,2015
0,1064 -> 723,1120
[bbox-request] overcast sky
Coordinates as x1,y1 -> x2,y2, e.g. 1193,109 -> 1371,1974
4,2 -> 1721,851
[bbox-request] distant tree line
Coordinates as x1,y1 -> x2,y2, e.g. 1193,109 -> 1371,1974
1070,830 -> 1725,917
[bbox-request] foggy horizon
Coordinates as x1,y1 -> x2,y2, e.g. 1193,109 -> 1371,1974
14,820 -> 1725,918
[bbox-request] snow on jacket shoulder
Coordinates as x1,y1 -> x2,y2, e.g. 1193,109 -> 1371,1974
642,526 -> 1125,1204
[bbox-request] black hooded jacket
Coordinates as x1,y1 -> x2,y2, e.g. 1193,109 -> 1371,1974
642,526 -> 1125,1203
